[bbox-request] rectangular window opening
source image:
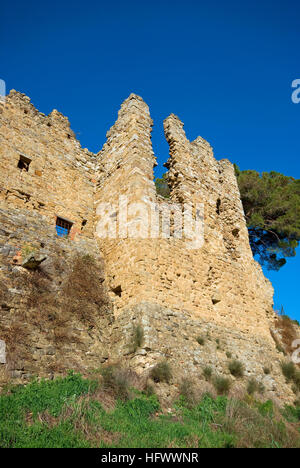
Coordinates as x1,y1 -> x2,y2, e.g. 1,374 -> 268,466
17,155 -> 31,172
56,216 -> 73,237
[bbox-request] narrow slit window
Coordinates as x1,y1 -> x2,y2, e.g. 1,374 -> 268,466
56,217 -> 73,237
17,155 -> 31,172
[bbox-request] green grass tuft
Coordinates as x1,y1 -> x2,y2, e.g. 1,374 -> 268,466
150,361 -> 172,383
228,360 -> 244,378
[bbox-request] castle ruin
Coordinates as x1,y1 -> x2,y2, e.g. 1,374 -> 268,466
0,90 -> 295,402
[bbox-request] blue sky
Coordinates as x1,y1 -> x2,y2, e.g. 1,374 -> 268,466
1,0 -> 299,320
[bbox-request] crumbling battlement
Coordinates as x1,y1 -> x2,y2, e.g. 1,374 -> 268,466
94,94 -> 274,342
0,90 -> 96,240
0,90 -> 274,344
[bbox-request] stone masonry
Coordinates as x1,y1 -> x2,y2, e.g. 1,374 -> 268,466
95,94 -> 274,342
0,90 -> 296,403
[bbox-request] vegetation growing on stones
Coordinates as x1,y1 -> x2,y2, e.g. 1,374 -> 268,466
196,336 -> 205,346
130,324 -> 144,353
150,361 -> 172,383
247,378 -> 259,395
0,249 -> 111,377
100,364 -> 132,401
228,360 -> 244,378
203,366 -> 213,381
274,315 -> 299,356
179,378 -> 197,408
213,376 -> 231,395
155,174 -> 170,199
280,361 -> 296,382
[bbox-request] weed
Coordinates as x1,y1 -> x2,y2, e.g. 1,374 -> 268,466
150,361 -> 172,383
275,316 -> 298,356
131,324 -> 144,353
196,336 -> 205,346
100,365 -> 131,401
280,361 -> 296,382
203,366 -> 213,381
143,382 -> 155,397
228,360 -> 244,378
213,376 -> 231,395
247,378 -> 258,395
179,378 -> 196,407
293,371 -> 300,391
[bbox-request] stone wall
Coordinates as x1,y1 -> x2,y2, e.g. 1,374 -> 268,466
0,91 -> 112,385
1,89 -> 295,402
110,302 -> 296,405
94,94 -> 275,342
0,90 -> 96,241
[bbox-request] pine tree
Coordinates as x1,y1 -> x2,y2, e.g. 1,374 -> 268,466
235,166 -> 300,270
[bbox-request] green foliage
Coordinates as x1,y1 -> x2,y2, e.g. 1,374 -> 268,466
280,361 -> 296,382
203,366 -> 213,381
179,378 -> 196,408
276,343 -> 286,355
247,378 -> 258,395
154,174 -> 170,199
293,371 -> 300,391
0,374 -> 299,448
257,399 -> 274,417
228,360 -> 244,378
0,372 -> 96,448
234,166 -> 300,270
100,365 -> 131,401
0,371 -> 96,419
213,376 -> 231,395
150,361 -> 172,383
196,336 -> 205,346
143,382 -> 155,397
282,404 -> 300,423
21,243 -> 38,258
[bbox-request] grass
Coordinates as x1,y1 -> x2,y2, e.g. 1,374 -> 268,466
196,336 -> 205,346
228,360 -> 244,378
150,361 -> 172,383
213,376 -> 231,395
0,372 -> 299,448
179,378 -> 197,408
100,364 -> 131,401
275,315 -> 299,356
280,361 -> 296,382
130,324 -> 144,353
203,366 -> 213,381
247,378 -> 259,395
293,371 -> 300,391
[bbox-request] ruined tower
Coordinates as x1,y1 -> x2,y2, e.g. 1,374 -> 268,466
2,89 -> 294,402
94,94 -> 274,342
